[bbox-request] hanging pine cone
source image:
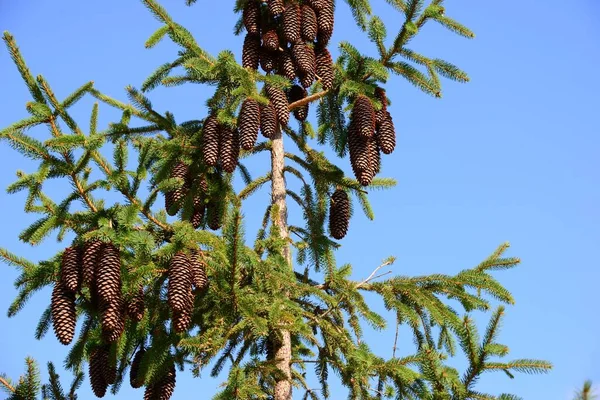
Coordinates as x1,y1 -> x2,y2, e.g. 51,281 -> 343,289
165,161 -> 189,216
202,115 -> 219,167
279,48 -> 296,81
218,125 -> 240,173
267,0 -> 284,16
89,348 -> 108,398
262,29 -> 280,52
238,98 -> 261,150
190,195 -> 205,229
172,307 -> 192,333
189,250 -> 209,291
368,135 -> 381,176
376,110 -> 396,154
299,69 -> 316,89
305,0 -> 325,11
291,43 -> 316,76
347,120 -> 373,186
101,347 -> 117,385
126,286 -> 145,322
61,246 -> 81,293
101,297 -> 125,343
352,95 -> 376,138
243,0 -> 260,35
301,5 -> 318,42
316,0 -> 334,46
96,243 -> 122,305
144,364 -> 176,400
315,46 -> 334,90
207,203 -> 223,230
130,347 -> 146,389
82,239 -> 102,288
288,85 -> 308,121
374,87 -> 388,112
329,189 -> 350,239
50,281 -> 76,345
260,48 -> 277,73
168,252 -> 192,313
283,4 -> 301,44
265,84 -> 290,125
260,103 -> 278,139
242,33 -> 260,70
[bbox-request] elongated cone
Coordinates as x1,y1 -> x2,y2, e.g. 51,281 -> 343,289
238,98 -> 261,150
260,48 -> 277,73
279,48 -> 296,81
291,43 -> 315,75
347,120 -> 373,186
288,85 -> 308,121
96,243 -> 122,305
207,203 -> 223,230
168,252 -> 192,313
260,103 -> 278,139
242,34 -> 260,70
315,46 -> 334,90
374,87 -> 388,112
51,281 -> 76,345
368,135 -> 381,175
299,68 -> 316,89
262,30 -> 280,52
265,84 -> 290,125
283,4 -> 301,44
130,347 -> 146,389
268,0 -> 284,16
89,348 -> 108,398
144,364 -> 176,400
173,307 -> 192,333
101,346 -> 117,385
329,189 -> 350,239
301,5 -> 318,41
202,115 -> 219,167
352,95 -> 376,138
165,161 -> 189,216
218,125 -> 240,173
127,286 -> 145,322
316,0 -> 334,46
82,239 -> 102,287
190,250 -> 209,291
61,246 -> 81,293
243,0 -> 260,35
376,110 -> 396,154
190,195 -> 205,229
101,297 -> 125,343
306,0 -> 325,11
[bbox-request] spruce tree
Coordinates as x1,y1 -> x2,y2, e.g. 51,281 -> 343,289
0,1 -> 552,399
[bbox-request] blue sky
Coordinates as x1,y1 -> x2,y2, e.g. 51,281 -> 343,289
0,1 -> 598,399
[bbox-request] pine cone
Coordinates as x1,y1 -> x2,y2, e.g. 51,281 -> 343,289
126,286 -> 145,322
315,46 -> 334,90
100,297 -> 125,343
305,0 -> 326,11
130,348 -> 146,389
352,95 -> 376,138
207,203 -> 223,231
82,239 -> 102,288
144,364 -> 176,400
299,68 -> 316,89
288,85 -> 308,121
61,246 -> 81,293
89,348 -> 108,398
190,195 -> 205,229
369,135 -> 381,176
238,98 -> 261,150
242,33 -> 260,70
190,250 -> 209,291
101,346 -> 117,385
262,29 -> 280,52
202,115 -> 220,167
165,161 -> 189,216
96,243 -> 122,305
218,124 -> 240,173
243,0 -> 260,35
291,43 -> 316,76
301,5 -> 318,41
374,87 -> 387,112
51,281 -> 76,345
329,189 -> 350,239
265,84 -> 290,125
347,120 -> 373,186
260,48 -> 277,73
260,103 -> 279,139
168,252 -> 192,313
316,0 -> 334,46
375,110 -> 396,154
283,4 -> 301,44
172,308 -> 192,333
267,0 -> 284,16
279,48 -> 296,81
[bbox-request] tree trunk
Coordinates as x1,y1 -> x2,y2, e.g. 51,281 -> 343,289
270,129 -> 293,400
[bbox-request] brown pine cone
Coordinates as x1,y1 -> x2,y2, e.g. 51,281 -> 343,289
291,43 -> 316,76
96,243 -> 122,305
126,286 -> 145,322
376,110 -> 396,155
189,250 -> 209,292
374,86 -> 388,112
190,195 -> 205,229
279,47 -> 296,81
329,189 -> 350,239
347,120 -> 373,186
316,0 -> 334,46
351,95 -> 376,138
301,5 -> 318,41
61,246 -> 81,293
238,98 -> 261,150
288,85 -> 309,121
243,0 -> 261,35
262,29 -> 280,52
144,364 -> 176,400
202,115 -> 220,167
207,203 -> 223,231
260,103 -> 279,139
283,4 -> 301,44
265,84 -> 290,125
172,307 -> 192,333
242,33 -> 260,70
100,297 -> 125,343
167,252 -> 192,313
130,347 -> 146,389
218,124 -> 240,173
299,69 -> 316,89
165,161 -> 189,216
260,48 -> 277,73
305,0 -> 326,11
267,0 -> 284,16
89,348 -> 108,398
51,281 -> 76,345
82,239 -> 102,288
368,134 -> 381,176
315,46 -> 334,90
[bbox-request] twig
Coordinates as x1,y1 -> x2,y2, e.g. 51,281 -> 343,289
356,259 -> 395,289
392,319 -> 400,358
0,376 -> 15,393
288,90 -> 329,110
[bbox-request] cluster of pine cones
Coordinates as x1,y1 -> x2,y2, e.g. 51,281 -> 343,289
348,89 -> 397,186
164,161 -> 223,230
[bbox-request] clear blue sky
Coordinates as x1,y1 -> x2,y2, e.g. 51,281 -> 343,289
1,1 -> 598,399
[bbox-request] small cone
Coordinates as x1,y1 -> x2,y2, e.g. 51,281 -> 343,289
207,203 -> 223,231
368,135 -> 381,176
301,5 -> 318,42
315,46 -> 334,90
96,243 -> 122,305
165,161 -> 189,216
89,348 -> 108,398
190,195 -> 205,229
288,85 -> 309,121
51,281 -> 76,345
279,48 -> 296,81
283,4 -> 301,44
260,48 -> 277,73
316,0 -> 334,46
167,252 -> 193,313
329,189 -> 350,239
126,286 -> 145,322
262,29 -> 280,52
265,84 -> 290,125
352,95 -> 376,138
190,250 -> 209,291
61,246 -> 81,293
243,0 -> 260,35
130,347 -> 146,389
238,98 -> 261,150
82,239 -> 102,288
267,0 -> 284,16
347,120 -> 373,186
144,364 -> 176,400
260,103 -> 279,139
242,34 -> 260,70
202,115 -> 220,167
218,125 -> 240,173
375,110 -> 396,154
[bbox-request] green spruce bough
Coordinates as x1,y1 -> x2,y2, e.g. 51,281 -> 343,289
0,0 -> 551,399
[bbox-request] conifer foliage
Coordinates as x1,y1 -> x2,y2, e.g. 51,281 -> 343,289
0,1 -> 551,399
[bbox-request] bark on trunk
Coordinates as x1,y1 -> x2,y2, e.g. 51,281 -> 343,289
270,128 -> 293,400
